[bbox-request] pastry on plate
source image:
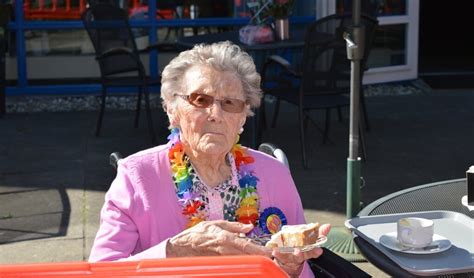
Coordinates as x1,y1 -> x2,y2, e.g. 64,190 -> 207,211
265,223 -> 320,248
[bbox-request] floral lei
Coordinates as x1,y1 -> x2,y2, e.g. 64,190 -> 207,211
168,128 -> 263,229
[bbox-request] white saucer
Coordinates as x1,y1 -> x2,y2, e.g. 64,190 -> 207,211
379,232 -> 451,254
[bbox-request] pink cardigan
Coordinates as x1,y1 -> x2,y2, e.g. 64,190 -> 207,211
89,143 -> 314,277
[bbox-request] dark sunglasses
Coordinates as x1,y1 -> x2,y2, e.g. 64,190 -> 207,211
176,92 -> 246,113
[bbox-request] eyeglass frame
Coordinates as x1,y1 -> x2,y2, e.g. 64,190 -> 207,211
175,92 -> 247,114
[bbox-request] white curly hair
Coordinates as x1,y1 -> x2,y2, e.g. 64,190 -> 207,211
160,41 -> 262,127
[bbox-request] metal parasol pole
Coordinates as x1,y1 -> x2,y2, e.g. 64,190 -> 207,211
345,0 -> 364,218
322,1 -> 367,261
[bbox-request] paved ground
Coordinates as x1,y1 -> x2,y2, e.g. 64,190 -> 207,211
1,88 -> 473,277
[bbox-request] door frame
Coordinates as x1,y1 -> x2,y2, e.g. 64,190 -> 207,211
317,0 -> 420,84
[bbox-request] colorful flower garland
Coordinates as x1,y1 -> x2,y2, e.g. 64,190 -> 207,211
168,128 -> 261,229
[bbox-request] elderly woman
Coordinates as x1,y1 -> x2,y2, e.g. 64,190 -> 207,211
89,41 -> 330,278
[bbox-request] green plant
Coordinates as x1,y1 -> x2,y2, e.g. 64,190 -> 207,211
265,0 -> 295,19
246,0 -> 295,24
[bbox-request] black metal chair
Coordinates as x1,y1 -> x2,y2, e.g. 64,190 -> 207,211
82,3 -> 166,143
260,14 -> 378,168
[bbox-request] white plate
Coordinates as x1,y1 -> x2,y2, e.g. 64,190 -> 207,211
257,236 -> 328,253
379,232 -> 451,254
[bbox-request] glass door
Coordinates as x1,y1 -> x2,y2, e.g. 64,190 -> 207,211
320,0 -> 419,84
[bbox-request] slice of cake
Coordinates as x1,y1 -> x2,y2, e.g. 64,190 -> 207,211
265,223 -> 320,248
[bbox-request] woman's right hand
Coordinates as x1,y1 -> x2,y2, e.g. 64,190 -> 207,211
166,220 -> 272,258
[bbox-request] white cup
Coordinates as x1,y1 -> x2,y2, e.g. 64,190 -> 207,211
397,217 -> 434,248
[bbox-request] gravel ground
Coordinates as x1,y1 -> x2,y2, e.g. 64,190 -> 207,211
5,80 -> 428,113
6,95 -> 164,113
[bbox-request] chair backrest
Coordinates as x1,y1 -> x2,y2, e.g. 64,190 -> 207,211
109,151 -> 123,169
157,0 -> 184,9
258,143 -> 290,169
87,0 -> 121,7
300,14 -> 378,95
81,3 -> 143,76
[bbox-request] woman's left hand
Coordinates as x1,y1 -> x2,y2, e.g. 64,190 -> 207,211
272,223 -> 331,278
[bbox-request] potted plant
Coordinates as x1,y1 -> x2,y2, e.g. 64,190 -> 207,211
264,0 -> 295,40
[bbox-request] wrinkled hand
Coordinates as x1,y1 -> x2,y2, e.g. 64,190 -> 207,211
272,224 -> 331,278
166,220 -> 272,258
